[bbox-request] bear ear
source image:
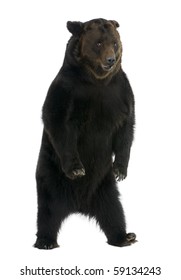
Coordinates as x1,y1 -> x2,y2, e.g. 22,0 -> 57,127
67,21 -> 84,36
109,20 -> 119,28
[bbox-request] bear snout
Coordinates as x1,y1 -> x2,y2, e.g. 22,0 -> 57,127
102,55 -> 116,71
106,56 -> 116,66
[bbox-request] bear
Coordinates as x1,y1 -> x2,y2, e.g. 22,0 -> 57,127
34,18 -> 136,249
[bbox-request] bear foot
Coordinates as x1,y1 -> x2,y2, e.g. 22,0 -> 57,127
34,238 -> 59,250
108,232 -> 137,247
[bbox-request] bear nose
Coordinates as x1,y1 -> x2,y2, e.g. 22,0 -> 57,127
106,56 -> 116,66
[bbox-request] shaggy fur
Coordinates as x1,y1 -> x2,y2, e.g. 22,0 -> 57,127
34,18 -> 136,249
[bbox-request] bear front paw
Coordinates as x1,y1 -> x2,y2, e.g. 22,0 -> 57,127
66,167 -> 86,180
113,163 -> 127,181
113,167 -> 127,181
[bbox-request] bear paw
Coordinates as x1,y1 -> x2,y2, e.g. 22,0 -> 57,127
119,232 -> 137,246
113,167 -> 127,181
67,168 -> 86,180
34,238 -> 59,250
108,232 -> 137,247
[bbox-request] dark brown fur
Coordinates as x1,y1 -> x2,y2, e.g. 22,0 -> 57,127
34,18 -> 136,249
79,20 -> 122,80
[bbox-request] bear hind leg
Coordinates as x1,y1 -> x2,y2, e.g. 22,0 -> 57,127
34,176 -> 72,250
90,174 -> 137,247
34,200 -> 61,250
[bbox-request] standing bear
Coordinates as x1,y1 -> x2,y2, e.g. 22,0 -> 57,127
34,18 -> 136,249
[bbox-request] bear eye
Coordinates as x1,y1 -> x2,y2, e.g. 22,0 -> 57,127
114,42 -> 117,48
96,42 -> 102,48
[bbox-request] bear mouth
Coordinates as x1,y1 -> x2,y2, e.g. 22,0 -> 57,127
101,64 -> 115,71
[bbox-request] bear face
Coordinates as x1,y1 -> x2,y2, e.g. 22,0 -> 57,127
67,18 -> 122,80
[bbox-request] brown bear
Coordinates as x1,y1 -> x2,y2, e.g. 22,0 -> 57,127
34,18 -> 137,249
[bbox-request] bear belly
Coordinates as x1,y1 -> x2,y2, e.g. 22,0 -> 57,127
78,127 -> 113,181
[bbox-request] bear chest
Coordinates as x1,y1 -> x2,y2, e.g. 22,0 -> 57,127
73,86 -> 128,132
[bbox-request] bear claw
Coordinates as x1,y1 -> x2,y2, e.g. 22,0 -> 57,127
119,232 -> 137,247
68,168 -> 86,180
72,168 -> 85,177
126,232 -> 136,242
34,238 -> 59,250
108,232 -> 137,247
113,168 -> 127,181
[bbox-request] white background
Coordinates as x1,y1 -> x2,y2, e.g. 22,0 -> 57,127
0,0 -> 181,279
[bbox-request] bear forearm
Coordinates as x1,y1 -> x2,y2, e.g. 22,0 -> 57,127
113,145 -> 131,180
44,123 -> 85,180
112,119 -> 134,180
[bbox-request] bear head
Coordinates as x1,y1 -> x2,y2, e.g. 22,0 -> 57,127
66,18 -> 122,80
